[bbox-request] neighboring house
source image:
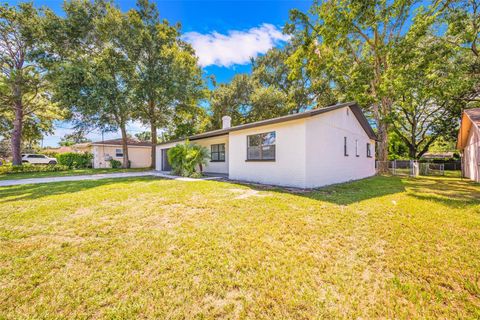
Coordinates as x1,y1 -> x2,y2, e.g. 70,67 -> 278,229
457,108 -> 480,182
156,102 -> 377,188
71,142 -> 92,153
421,152 -> 455,160
43,146 -> 74,154
92,138 -> 152,168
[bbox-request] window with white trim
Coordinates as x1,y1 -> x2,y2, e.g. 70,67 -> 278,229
115,148 -> 123,158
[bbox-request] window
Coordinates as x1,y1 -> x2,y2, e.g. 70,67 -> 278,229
247,131 -> 276,161
115,148 -> 123,158
211,144 -> 225,162
367,143 -> 372,158
344,137 -> 348,156
355,140 -> 359,157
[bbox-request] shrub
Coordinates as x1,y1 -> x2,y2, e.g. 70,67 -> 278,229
110,159 -> 122,168
56,152 -> 93,169
0,163 -> 69,174
167,141 -> 209,177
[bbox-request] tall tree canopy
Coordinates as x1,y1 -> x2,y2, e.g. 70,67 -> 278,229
125,0 -> 205,166
287,0 -> 420,164
0,3 -> 62,164
47,0 -> 135,168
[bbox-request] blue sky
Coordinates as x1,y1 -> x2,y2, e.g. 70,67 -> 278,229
7,0 -> 312,146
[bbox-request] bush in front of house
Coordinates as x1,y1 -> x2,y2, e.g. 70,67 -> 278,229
110,159 -> 122,168
0,163 -> 69,174
56,152 -> 93,169
167,141 -> 209,177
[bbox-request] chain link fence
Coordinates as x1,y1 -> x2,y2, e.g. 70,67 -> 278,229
376,160 -> 462,177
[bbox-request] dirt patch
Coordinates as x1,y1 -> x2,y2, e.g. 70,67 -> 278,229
228,188 -> 270,200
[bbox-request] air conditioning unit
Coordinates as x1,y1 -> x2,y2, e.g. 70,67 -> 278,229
104,155 -> 112,161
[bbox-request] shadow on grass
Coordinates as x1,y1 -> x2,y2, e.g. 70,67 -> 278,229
221,175 -> 480,207
0,176 -> 158,203
220,175 -> 406,206
402,177 -> 480,208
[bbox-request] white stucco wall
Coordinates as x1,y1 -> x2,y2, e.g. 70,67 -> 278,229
228,119 -> 307,187
304,107 -> 376,188
93,145 -> 151,168
155,135 -> 229,174
462,126 -> 480,182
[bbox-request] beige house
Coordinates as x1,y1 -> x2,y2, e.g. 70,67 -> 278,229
92,138 -> 152,168
457,108 -> 480,182
71,142 -> 92,153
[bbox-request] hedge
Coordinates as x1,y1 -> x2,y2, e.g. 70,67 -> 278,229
0,163 -> 69,174
56,152 -> 93,169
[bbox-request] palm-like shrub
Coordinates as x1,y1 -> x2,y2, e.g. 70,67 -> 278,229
167,141 -> 210,177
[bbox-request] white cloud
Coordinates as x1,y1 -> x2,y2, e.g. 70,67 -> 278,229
184,23 -> 290,67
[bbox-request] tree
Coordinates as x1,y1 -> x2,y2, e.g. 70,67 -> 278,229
48,1 -> 135,168
209,74 -> 256,128
135,131 -> 151,142
0,3 -> 62,164
167,141 -> 209,177
288,0 -> 420,164
125,0 -> 204,167
252,44 -> 336,113
438,0 -> 479,106
388,27 -> 467,159
59,131 -> 91,146
162,102 -> 210,141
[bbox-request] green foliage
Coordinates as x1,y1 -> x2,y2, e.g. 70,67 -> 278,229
125,0 -> 205,162
59,132 -> 91,146
56,152 -> 93,169
135,131 -> 151,142
0,163 -> 68,174
167,141 -> 209,177
0,3 -> 65,164
109,159 -> 122,169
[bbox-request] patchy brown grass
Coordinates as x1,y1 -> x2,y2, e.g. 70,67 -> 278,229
0,175 -> 479,319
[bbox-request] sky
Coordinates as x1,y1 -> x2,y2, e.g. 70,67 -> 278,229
7,0 -> 313,147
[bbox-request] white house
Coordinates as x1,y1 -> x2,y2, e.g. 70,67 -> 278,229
457,108 -> 480,182
156,102 -> 377,188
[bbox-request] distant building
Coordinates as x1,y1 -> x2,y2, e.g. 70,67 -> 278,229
457,108 -> 480,182
91,138 -> 152,168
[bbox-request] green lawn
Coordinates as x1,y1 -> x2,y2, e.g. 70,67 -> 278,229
0,176 -> 479,319
0,167 -> 150,181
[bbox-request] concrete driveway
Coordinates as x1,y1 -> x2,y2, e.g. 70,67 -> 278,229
0,171 -> 222,187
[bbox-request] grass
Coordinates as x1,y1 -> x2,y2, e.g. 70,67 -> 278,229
0,175 -> 479,319
0,167 -> 150,181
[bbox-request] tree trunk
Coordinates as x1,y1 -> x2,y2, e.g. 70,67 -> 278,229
377,121 -> 389,162
11,89 -> 23,166
120,124 -> 129,169
408,144 -> 416,160
150,107 -> 157,169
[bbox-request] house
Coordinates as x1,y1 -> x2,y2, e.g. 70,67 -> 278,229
457,108 -> 480,182
71,142 -> 92,153
156,102 -> 377,188
421,152 -> 455,160
92,138 -> 152,168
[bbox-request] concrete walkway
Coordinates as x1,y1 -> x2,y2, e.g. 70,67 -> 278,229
0,171 -> 223,187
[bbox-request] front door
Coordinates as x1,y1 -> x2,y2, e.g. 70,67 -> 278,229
161,148 -> 172,171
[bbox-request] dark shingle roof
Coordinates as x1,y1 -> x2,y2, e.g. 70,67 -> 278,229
92,138 -> 152,147
157,102 -> 377,146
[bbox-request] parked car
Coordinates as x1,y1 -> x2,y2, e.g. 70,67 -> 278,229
21,154 -> 58,165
